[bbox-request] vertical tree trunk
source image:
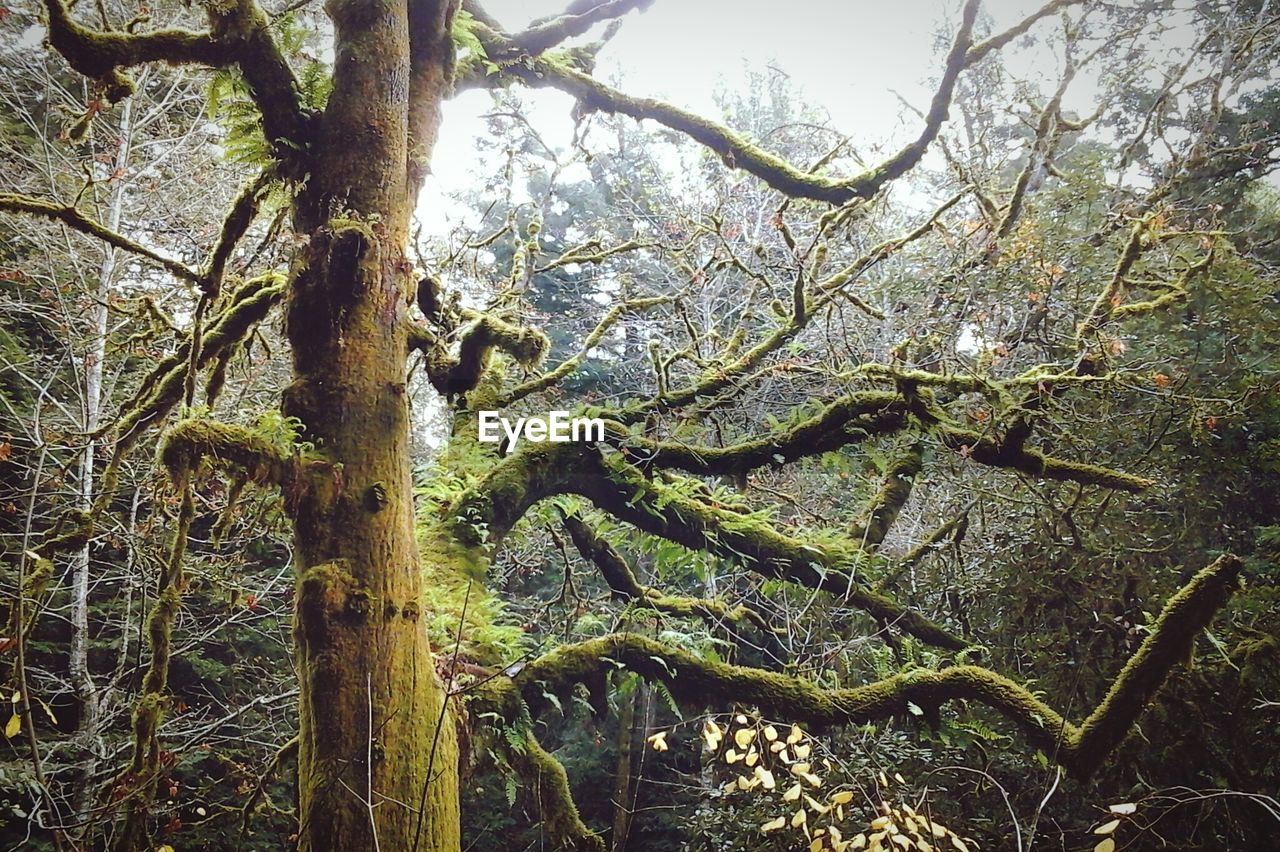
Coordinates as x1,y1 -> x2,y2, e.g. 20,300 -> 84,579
71,95 -> 134,837
282,1 -> 460,848
609,683 -> 643,851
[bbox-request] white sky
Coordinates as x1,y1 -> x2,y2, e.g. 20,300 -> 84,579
419,0 -> 1124,227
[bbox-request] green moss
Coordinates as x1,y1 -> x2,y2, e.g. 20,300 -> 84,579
159,418 -> 292,485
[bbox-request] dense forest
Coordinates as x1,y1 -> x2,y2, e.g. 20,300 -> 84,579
1,0 -> 1278,849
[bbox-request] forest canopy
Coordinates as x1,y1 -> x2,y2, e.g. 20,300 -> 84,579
1,0 -> 1278,850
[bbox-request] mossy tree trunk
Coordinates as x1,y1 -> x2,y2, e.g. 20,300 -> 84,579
279,0 -> 462,848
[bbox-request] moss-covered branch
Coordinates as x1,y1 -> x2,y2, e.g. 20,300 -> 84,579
465,679 -> 605,852
427,311 -> 550,396
113,483 -> 196,850
937,424 -> 1153,492
501,294 -> 672,405
158,419 -> 293,487
472,1 -> 975,206
41,0 -> 312,160
41,0 -> 223,100
0,192 -> 202,284
560,511 -> 769,631
853,440 -> 924,549
607,391 -> 909,475
518,555 -> 1241,780
112,275 -> 284,453
569,453 -> 968,650
500,0 -> 651,57
201,171 -> 276,295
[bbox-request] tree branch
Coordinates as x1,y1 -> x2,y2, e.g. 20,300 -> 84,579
465,679 -> 605,852
560,510 -> 770,631
427,311 -> 550,396
500,294 -> 673,406
0,192 -> 202,285
158,419 -> 293,487
500,0 -> 652,57
201,171 -> 276,296
853,440 -> 924,549
606,391 -> 910,475
111,275 -> 285,457
937,424 -> 1153,492
41,0 -> 312,158
517,555 -> 1242,780
473,0 -> 977,205
569,453 -> 969,650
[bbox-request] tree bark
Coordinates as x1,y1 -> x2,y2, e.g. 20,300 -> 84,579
280,0 -> 461,848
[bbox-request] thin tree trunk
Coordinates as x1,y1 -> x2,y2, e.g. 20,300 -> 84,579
609,682 -> 644,851
71,95 -> 134,835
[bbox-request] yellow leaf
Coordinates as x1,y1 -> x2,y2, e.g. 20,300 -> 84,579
805,794 -> 830,814
1093,841 -> 1115,852
794,743 -> 812,759
761,816 -> 786,833
788,724 -> 804,744
755,767 -> 776,790
770,741 -> 787,753
725,749 -> 741,764
891,835 -> 911,849
851,835 -> 868,850
801,772 -> 823,786
734,728 -> 756,749
791,807 -> 807,827
1093,819 -> 1120,835
1108,802 -> 1137,816
784,783 -> 803,801
745,751 -> 759,767
879,770 -> 889,787
735,714 -> 748,725
4,713 -> 19,739
811,838 -> 825,852
791,762 -> 811,775
703,719 -> 723,750
894,773 -> 906,785
871,816 -> 892,830
646,732 -> 668,752
831,790 -> 854,805
36,698 -> 57,726
951,838 -> 969,852
764,724 -> 779,741
156,846 -> 176,852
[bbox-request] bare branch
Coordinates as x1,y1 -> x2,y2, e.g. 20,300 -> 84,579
0,192 -> 201,284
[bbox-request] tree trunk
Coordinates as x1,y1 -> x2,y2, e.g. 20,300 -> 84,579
281,1 -> 461,848
71,94 -> 134,837
609,682 -> 644,851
